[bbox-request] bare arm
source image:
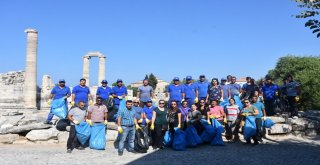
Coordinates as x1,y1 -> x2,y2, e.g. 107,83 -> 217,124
151,111 -> 156,125
49,94 -> 54,100
117,116 -> 121,127
104,112 -> 108,121
221,88 -> 224,100
72,94 -> 75,102
178,113 -> 181,125
262,108 -> 266,117
87,111 -> 91,120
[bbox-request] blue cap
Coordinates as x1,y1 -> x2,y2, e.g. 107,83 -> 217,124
101,80 -> 108,84
199,75 -> 205,78
116,79 -> 123,83
221,78 -> 227,81
147,99 -> 152,103
186,76 -> 192,80
173,77 -> 180,81
59,79 -> 65,83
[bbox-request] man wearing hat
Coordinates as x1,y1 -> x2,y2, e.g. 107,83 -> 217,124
44,79 -> 71,124
96,80 -> 113,101
183,76 -> 197,107
261,76 -> 280,116
166,77 -> 185,107
112,79 -> 128,117
196,75 -> 210,103
221,78 -> 230,100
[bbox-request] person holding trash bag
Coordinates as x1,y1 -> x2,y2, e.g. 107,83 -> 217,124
71,78 -> 93,109
150,100 -> 168,150
187,104 -> 203,135
112,79 -> 128,119
86,97 -> 108,126
241,99 -> 259,145
167,100 -> 182,136
66,101 -> 87,153
180,100 -> 190,130
207,100 -> 225,125
197,99 -> 208,120
44,79 -> 71,124
224,98 -> 240,141
252,96 -> 267,142
117,100 -> 140,156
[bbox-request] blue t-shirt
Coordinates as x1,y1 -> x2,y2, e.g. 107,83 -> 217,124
138,85 -> 153,102
72,85 -> 91,104
285,81 -> 300,96
242,83 -> 249,90
112,86 -> 128,105
196,81 -> 210,98
96,86 -> 112,100
184,83 -> 197,99
143,106 -> 154,120
262,84 -> 279,101
252,102 -> 265,118
51,86 -> 71,100
220,84 -> 230,99
167,84 -> 184,101
133,106 -> 144,120
228,83 -> 241,97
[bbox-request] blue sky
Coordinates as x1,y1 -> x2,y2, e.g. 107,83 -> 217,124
1,0 -> 319,87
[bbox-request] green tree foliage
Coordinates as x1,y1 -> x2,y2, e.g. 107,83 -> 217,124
267,55 -> 320,110
144,74 -> 149,80
148,73 -> 158,90
127,85 -> 138,97
295,0 -> 320,38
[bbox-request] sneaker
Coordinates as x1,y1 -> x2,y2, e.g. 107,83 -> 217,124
44,121 -> 53,125
118,151 -> 123,156
67,149 -> 72,153
77,146 -> 85,150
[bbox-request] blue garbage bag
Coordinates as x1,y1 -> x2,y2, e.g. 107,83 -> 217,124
200,119 -> 216,142
172,128 -> 186,151
185,125 -> 203,147
210,119 -> 224,146
75,122 -> 91,145
262,118 -> 275,128
90,123 -> 106,150
219,99 -> 229,108
243,116 -> 257,140
163,131 -> 173,146
113,99 -> 127,122
234,95 -> 243,110
51,98 -> 68,119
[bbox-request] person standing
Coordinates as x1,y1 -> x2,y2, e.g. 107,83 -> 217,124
150,100 -> 168,150
133,99 -> 144,125
207,100 -> 225,125
137,79 -> 155,107
241,99 -> 259,145
166,77 -> 184,108
167,100 -> 182,135
117,100 -> 140,156
86,97 -> 108,126
112,79 -> 128,119
228,76 -> 242,98
285,74 -> 301,117
220,78 -> 230,101
183,76 -> 197,107
96,80 -> 112,101
187,104 -> 203,135
252,96 -> 266,142
224,98 -> 240,141
206,78 -> 224,103
196,75 -> 210,103
71,78 -> 93,109
197,99 -> 208,120
143,100 -> 154,124
180,100 -> 191,130
66,101 -> 87,153
45,79 -> 71,124
261,76 -> 279,116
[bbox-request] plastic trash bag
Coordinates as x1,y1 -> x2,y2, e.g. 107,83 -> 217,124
243,116 -> 257,140
75,122 -> 91,145
210,119 -> 224,146
212,118 -> 225,133
219,99 -> 229,108
90,123 -> 106,150
185,125 -> 203,147
234,95 -> 243,110
172,128 -> 186,151
163,131 -> 173,146
262,118 -> 275,128
51,98 -> 68,119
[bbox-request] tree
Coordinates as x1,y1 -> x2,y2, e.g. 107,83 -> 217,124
144,74 -> 149,80
266,55 -> 320,110
295,0 -> 320,38
148,73 -> 158,90
127,85 -> 138,97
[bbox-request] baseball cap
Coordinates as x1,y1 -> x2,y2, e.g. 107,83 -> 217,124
59,79 -> 65,83
116,79 -> 123,83
221,78 -> 227,81
199,75 -> 205,78
147,99 -> 152,103
186,76 -> 192,80
173,77 -> 180,81
101,80 -> 108,84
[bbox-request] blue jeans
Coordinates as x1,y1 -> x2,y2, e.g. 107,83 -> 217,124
118,126 -> 135,153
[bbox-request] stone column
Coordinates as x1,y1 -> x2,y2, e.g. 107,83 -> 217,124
24,29 -> 38,109
83,56 -> 90,86
98,56 -> 106,85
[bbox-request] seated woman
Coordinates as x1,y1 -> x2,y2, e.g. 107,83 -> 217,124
187,104 -> 204,135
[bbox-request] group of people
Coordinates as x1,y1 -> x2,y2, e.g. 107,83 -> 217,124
44,73 -> 301,155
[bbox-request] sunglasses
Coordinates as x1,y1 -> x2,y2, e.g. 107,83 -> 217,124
133,102 -> 139,103
200,102 -> 205,103
245,102 -> 250,104
172,104 -> 177,105
159,103 -> 165,104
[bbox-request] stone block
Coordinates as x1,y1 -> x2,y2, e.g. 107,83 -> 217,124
0,134 -> 19,144
292,124 -> 306,131
106,130 -> 118,142
0,115 -> 25,127
58,131 -> 69,143
0,123 -> 52,134
305,129 -> 318,137
268,117 -> 286,123
268,124 -> 292,135
107,122 -> 118,130
26,128 -> 59,141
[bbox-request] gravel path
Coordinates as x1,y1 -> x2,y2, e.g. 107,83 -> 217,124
0,135 -> 319,165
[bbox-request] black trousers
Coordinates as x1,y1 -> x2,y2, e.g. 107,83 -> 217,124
255,118 -> 263,141
265,99 -> 275,116
67,125 -> 80,150
153,124 -> 166,148
287,96 -> 298,116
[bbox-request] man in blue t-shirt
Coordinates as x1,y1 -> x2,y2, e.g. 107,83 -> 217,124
220,78 -> 230,100
166,77 -> 184,107
96,80 -> 112,101
71,78 -> 93,108
183,76 -> 197,107
137,79 -> 154,107
261,76 -> 279,116
228,76 -> 242,98
44,79 -> 71,124
196,75 -> 210,103
252,96 -> 266,142
112,79 -> 128,117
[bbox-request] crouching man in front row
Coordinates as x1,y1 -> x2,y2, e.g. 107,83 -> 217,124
67,101 -> 87,153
